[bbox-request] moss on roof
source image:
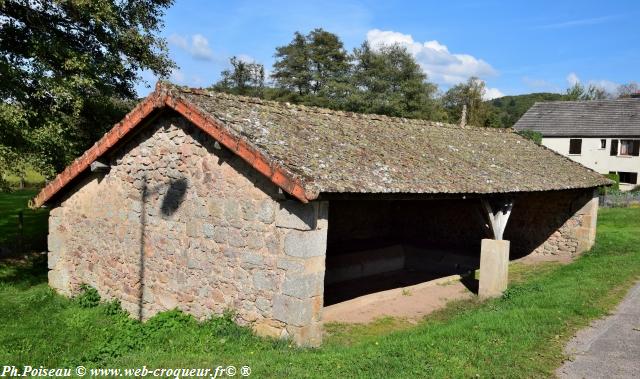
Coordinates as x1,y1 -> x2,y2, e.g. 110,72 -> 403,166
171,85 -> 610,195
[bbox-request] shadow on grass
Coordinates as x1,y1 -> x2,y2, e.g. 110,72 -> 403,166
0,252 -> 48,287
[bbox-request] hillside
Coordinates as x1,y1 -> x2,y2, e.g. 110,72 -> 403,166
489,92 -> 565,128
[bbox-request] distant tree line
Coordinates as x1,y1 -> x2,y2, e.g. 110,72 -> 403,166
1,5 -> 637,190
213,28 -> 638,130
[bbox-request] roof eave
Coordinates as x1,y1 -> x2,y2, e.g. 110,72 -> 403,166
30,82 -> 311,209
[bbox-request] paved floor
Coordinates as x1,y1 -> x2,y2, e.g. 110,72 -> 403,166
557,281 -> 640,379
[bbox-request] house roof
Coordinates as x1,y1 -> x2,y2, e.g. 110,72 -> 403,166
513,98 -> 640,137
31,82 -> 610,208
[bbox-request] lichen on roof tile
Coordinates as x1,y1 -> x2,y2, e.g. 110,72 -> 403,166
169,84 -> 610,195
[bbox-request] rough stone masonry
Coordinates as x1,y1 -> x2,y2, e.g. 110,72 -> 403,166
46,113 -> 599,347
48,116 -> 327,346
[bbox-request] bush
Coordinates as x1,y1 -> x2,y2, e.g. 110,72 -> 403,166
599,173 -> 620,195
516,129 -> 542,144
74,285 -> 101,308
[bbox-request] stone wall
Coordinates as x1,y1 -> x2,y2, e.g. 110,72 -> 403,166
506,189 -> 598,258
48,115 -> 327,345
326,188 -> 598,262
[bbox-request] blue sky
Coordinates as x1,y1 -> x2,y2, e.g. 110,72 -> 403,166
137,0 -> 639,99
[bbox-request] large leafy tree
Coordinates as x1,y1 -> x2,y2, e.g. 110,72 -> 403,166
272,28 -> 349,99
442,77 -> 498,127
0,0 -> 175,186
348,42 -> 442,119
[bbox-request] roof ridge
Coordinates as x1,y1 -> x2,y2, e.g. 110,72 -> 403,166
532,98 -> 640,106
168,83 -> 514,134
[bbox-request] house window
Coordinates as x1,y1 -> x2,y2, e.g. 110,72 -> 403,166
619,140 -> 640,156
600,139 -> 606,149
618,172 -> 638,184
569,139 -> 582,155
610,139 -> 618,156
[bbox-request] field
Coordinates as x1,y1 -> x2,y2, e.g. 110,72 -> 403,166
0,190 -> 48,253
0,191 -> 638,378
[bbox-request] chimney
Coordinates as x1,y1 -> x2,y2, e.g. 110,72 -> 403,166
459,104 -> 467,127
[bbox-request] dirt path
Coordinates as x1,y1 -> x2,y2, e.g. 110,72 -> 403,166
557,281 -> 640,379
322,275 -> 474,324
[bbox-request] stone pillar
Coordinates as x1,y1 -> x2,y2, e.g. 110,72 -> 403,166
272,200 -> 328,346
478,239 -> 510,299
575,189 -> 599,254
47,206 -> 72,296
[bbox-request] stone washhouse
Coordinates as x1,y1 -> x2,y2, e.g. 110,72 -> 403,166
32,82 -> 609,346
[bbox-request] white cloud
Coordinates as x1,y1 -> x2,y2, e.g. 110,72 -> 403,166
366,29 -> 497,85
566,72 -> 580,86
168,33 -> 214,61
483,87 -> 505,100
566,72 -> 619,93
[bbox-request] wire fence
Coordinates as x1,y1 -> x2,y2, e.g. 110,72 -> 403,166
599,192 -> 640,208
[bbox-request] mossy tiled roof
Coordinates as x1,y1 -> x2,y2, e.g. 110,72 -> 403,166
173,85 -> 609,195
31,82 -> 611,208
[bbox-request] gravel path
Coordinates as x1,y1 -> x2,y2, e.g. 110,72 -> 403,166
557,281 -> 640,379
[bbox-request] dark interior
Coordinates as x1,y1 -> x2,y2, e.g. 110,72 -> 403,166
323,198 -> 487,306
323,190 -> 593,306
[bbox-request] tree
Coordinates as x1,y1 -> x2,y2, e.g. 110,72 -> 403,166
0,0 -> 175,185
564,83 -> 611,100
214,57 -> 265,97
272,28 -> 349,99
442,77 -> 497,127
617,82 -> 639,98
272,32 -> 312,96
347,42 -> 442,119
306,28 -> 350,95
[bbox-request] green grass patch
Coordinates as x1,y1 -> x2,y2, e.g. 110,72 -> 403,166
0,190 -> 49,252
3,167 -> 46,188
0,208 -> 639,377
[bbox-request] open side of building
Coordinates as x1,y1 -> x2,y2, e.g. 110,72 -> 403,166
35,83 -> 608,345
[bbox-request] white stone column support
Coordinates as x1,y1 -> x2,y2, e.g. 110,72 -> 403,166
478,197 -> 513,299
479,239 -> 510,299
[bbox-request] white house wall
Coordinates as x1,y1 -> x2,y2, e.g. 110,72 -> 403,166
542,137 -> 639,190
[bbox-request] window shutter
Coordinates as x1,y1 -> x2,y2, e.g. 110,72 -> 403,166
632,140 -> 640,156
610,139 -> 618,156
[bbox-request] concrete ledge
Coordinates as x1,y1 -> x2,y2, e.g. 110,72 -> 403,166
322,273 -> 465,320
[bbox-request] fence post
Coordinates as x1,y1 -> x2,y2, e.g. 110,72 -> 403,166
18,210 -> 24,254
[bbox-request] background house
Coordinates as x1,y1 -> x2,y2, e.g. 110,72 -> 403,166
514,97 -> 640,190
33,83 -> 607,346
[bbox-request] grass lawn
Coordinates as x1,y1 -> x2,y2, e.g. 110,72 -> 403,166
0,206 -> 639,378
0,190 -> 48,252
